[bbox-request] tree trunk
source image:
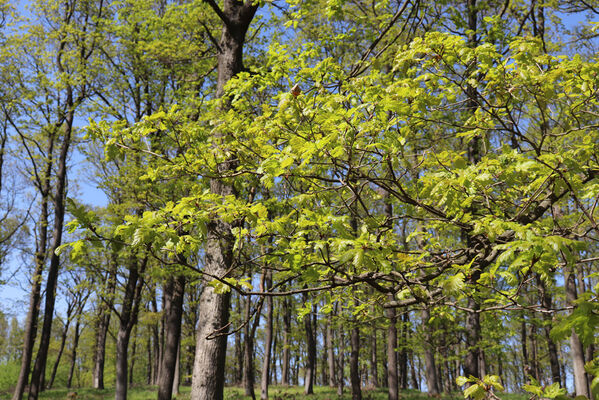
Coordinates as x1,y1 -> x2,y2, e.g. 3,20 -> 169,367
565,266 -> 590,398
66,316 -> 81,388
400,312 -> 409,390
234,295 -> 243,386
350,325 -> 362,400
537,276 -> 561,384
12,90 -> 55,400
304,294 -> 316,395
326,314 -> 336,387
172,345 -> 181,397
93,257 -> 117,390
422,307 -> 439,395
243,296 -> 256,399
158,274 -> 186,400
29,103 -> 75,400
129,324 -> 138,385
190,2 -> 257,399
260,270 -> 273,400
46,314 -> 72,390
386,296 -> 398,400
337,326 -> 345,396
370,328 -> 379,388
281,296 -> 291,386
115,256 -> 147,400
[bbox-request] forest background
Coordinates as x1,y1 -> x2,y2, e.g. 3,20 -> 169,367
0,0 -> 598,400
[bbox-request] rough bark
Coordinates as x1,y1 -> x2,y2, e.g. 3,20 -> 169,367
190,2 -> 257,398
157,274 -> 186,400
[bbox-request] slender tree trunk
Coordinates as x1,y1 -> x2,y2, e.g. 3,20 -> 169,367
350,325 -> 362,400
400,312 -> 409,389
565,266 -> 590,397
66,316 -> 81,389
29,106 -> 75,400
281,296 -> 291,386
12,108 -> 54,400
234,295 -> 243,386
115,256 -> 147,400
422,307 -> 439,395
158,274 -> 186,400
386,297 -> 398,400
243,296 -> 256,399
326,314 -> 336,387
260,270 -> 273,400
304,294 -> 316,395
337,326 -> 345,396
537,276 -> 561,384
46,314 -> 72,389
93,257 -> 117,390
370,328 -> 379,387
190,3 -> 257,398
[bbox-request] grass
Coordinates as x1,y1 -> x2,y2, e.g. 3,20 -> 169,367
1,385 -> 528,400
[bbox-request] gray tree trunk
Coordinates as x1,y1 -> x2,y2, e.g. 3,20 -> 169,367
190,2 -> 257,398
157,274 -> 186,400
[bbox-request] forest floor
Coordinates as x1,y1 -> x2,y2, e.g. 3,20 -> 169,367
27,385 -> 529,400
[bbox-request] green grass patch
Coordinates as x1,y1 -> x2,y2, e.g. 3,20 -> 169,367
31,385 -> 471,400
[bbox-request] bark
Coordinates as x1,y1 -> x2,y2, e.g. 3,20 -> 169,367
565,267 -> 590,398
350,325 -> 362,400
157,273 -> 186,400
422,307 -> 439,395
243,296 -> 257,399
172,345 -> 180,397
234,295 -> 243,385
260,269 -> 273,400
66,316 -> 81,388
537,276 -> 561,384
400,312 -> 409,389
386,296 -> 398,400
462,280 -> 481,379
281,296 -> 291,386
190,1 -> 257,399
115,256 -> 147,400
303,294 -> 316,395
29,96 -> 76,400
337,326 -> 345,396
521,315 -> 530,378
11,73 -> 56,400
129,324 -> 138,385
